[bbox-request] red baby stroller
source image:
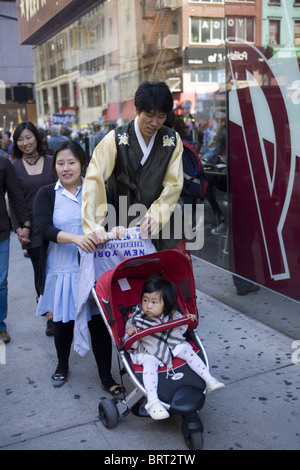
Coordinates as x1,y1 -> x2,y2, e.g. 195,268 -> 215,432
92,249 -> 209,450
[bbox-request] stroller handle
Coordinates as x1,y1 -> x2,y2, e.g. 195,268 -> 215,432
123,316 -> 195,351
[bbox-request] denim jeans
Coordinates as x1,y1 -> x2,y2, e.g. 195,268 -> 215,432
0,237 -> 10,331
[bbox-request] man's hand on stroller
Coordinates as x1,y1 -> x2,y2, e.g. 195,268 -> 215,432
139,217 -> 158,236
94,226 -> 126,245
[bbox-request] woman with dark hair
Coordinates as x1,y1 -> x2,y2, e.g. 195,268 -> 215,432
33,140 -> 122,392
81,81 -> 184,251
10,121 -> 57,335
33,140 -> 93,386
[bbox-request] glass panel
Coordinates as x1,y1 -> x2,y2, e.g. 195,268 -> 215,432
226,0 -> 300,300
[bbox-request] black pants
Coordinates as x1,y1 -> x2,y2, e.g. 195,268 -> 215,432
54,320 -> 74,374
26,246 -> 41,297
88,314 -> 113,388
54,315 -> 113,387
205,174 -> 224,225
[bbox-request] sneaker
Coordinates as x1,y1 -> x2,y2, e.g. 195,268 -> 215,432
0,330 -> 11,344
52,372 -> 68,387
211,222 -> 227,235
206,377 -> 225,394
46,318 -> 55,336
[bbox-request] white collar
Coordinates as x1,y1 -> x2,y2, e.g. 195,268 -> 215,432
55,177 -> 84,202
134,116 -> 157,165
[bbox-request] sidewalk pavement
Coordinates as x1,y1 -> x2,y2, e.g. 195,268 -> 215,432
0,233 -> 299,451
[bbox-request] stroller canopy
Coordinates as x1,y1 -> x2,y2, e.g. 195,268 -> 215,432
95,249 -> 195,304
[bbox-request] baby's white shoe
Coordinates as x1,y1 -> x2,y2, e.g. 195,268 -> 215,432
206,377 -> 225,394
145,398 -> 170,420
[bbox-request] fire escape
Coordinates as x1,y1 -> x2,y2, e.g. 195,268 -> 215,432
140,0 -> 182,91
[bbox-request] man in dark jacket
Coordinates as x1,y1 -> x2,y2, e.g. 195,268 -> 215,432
0,156 -> 30,343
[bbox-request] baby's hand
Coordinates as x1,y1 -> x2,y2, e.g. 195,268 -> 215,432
127,326 -> 139,336
185,313 -> 196,321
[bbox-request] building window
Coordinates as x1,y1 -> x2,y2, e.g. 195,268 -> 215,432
94,85 -> 101,107
60,84 -> 69,108
108,17 -> 113,37
226,17 -> 255,43
295,20 -> 300,45
48,42 -> 56,57
57,59 -> 65,76
49,64 -> 57,79
87,85 -> 102,108
42,89 -> 49,115
101,17 -> 105,39
52,87 -> 59,113
190,17 -> 224,45
124,8 -> 130,30
190,69 -> 219,83
37,91 -> 42,115
87,88 -> 93,108
102,83 -> 107,104
269,19 -> 280,45
57,34 -> 65,52
41,67 -> 46,82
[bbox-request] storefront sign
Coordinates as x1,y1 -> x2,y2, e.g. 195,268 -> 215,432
17,0 -> 101,45
228,50 -> 248,61
184,47 -> 225,66
53,113 -> 74,126
19,0 -> 48,22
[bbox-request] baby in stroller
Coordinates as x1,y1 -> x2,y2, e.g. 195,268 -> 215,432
124,275 -> 225,420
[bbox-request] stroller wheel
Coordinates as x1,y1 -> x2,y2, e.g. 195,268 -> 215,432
182,417 -> 204,450
183,429 -> 203,451
98,397 -> 119,429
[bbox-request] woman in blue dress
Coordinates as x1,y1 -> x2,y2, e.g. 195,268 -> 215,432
34,140 -> 124,393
